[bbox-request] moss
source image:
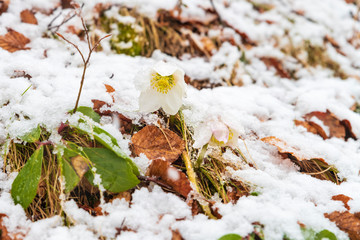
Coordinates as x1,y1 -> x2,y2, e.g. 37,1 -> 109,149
99,10 -> 144,56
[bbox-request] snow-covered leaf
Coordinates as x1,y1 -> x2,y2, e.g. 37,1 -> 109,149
19,125 -> 41,143
84,147 -> 140,193
76,106 -> 101,123
0,29 -> 30,52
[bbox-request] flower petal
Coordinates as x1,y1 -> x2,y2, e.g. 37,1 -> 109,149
161,83 -> 184,115
193,124 -> 212,148
153,61 -> 178,76
134,68 -> 154,92
173,68 -> 186,95
210,121 -> 229,143
139,88 -> 162,113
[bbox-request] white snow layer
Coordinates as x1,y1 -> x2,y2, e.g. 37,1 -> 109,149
0,0 -> 360,239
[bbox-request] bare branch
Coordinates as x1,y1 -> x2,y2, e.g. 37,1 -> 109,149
56,32 -> 86,63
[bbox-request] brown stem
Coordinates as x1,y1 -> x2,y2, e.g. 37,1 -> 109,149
57,14 -> 110,114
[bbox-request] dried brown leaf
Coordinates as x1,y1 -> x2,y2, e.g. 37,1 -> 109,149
303,110 -> 356,140
0,29 -> 30,52
294,120 -> 328,140
110,191 -> 132,203
332,194 -> 352,210
20,9 -> 37,25
172,229 -> 184,240
0,214 -> 23,240
261,136 -> 308,161
61,0 -> 73,9
10,70 -> 32,80
105,84 -> 115,102
261,57 -> 291,79
325,211 -> 360,239
71,155 -> 88,179
132,126 -> 185,163
304,111 -> 345,139
0,0 -> 9,15
0,214 -> 11,240
147,159 -> 192,198
105,84 -> 115,94
261,136 -> 339,183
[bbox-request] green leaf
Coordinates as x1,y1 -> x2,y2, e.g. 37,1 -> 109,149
11,147 -> 43,209
218,234 -> 242,240
76,106 -> 101,123
315,230 -> 337,240
20,125 -> 41,143
301,228 -> 338,240
58,152 -> 80,193
73,120 -> 139,176
83,147 -> 139,193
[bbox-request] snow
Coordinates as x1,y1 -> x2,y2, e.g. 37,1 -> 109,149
0,0 -> 360,239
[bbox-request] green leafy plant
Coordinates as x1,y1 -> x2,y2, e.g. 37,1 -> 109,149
8,107 -> 139,219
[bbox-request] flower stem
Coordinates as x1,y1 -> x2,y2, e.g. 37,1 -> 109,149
182,151 -> 199,192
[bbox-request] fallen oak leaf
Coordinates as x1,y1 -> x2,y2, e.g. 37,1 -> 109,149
131,125 -> 185,163
147,159 -> 192,198
20,9 -> 38,25
0,29 -> 30,52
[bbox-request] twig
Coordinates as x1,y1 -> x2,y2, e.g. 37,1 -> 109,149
48,10 -> 77,33
137,175 -> 173,190
209,0 -> 223,25
56,12 -> 111,114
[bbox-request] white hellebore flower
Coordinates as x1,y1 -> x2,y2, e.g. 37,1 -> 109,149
193,117 -> 239,148
136,61 -> 186,115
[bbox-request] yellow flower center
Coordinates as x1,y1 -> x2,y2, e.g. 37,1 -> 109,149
211,128 -> 234,145
151,73 -> 175,94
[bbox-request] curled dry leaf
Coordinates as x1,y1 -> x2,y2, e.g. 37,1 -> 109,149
147,159 -> 192,198
324,211 -> 360,240
0,0 -> 9,15
20,9 -> 38,25
131,125 -> 185,163
298,110 -> 357,140
0,29 -> 30,52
